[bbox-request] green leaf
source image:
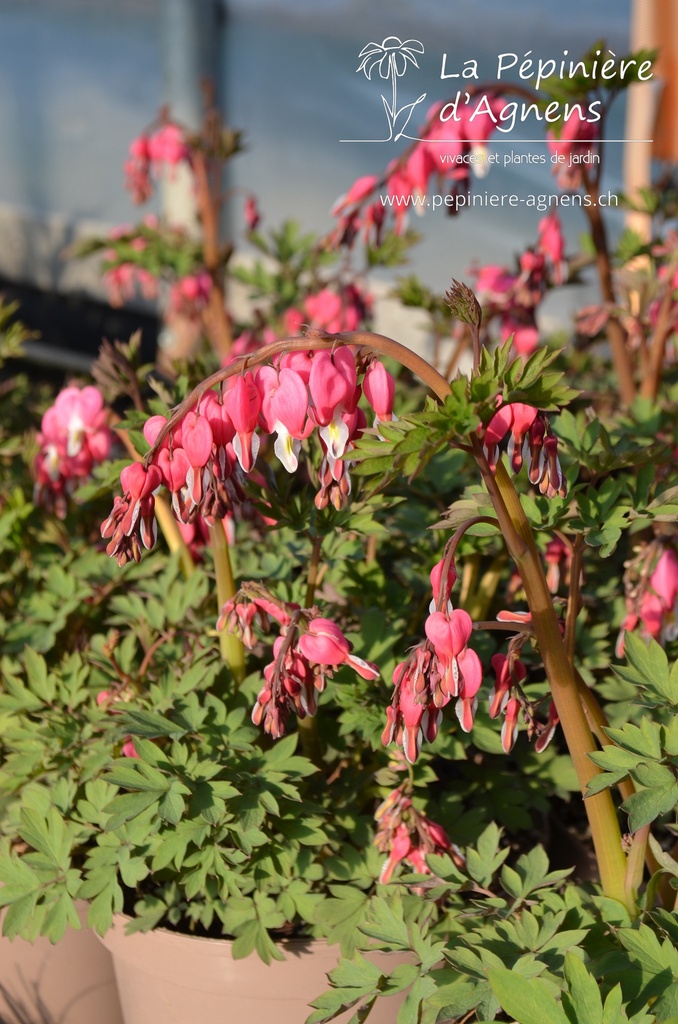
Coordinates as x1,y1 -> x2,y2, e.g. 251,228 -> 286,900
488,966 -> 570,1024
562,952 -> 602,1024
24,647 -> 55,703
622,783 -> 678,832
104,791 -> 161,831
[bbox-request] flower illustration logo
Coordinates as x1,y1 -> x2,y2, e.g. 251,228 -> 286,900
353,37 -> 427,142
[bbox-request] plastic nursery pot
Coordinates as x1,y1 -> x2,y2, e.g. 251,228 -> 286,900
0,899 -> 124,1024
100,915 -> 412,1024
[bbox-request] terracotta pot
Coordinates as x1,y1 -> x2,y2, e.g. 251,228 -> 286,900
101,915 -> 410,1024
0,900 -> 124,1024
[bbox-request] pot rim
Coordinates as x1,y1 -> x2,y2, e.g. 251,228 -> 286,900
100,913 -> 343,958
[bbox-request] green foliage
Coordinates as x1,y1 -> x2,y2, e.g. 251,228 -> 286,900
586,638 -> 678,833
309,831 -> 678,1023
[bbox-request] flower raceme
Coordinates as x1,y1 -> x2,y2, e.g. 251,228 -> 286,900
218,590 -> 378,738
101,351 -> 397,564
34,385 -> 114,519
375,783 -> 464,884
383,560 -> 483,764
124,121 -> 191,204
618,543 -> 678,654
481,401 -> 567,499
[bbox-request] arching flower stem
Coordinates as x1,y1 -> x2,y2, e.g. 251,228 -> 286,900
143,331 -> 453,462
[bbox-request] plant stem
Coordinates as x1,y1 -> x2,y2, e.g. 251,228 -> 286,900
564,535 -> 584,663
581,167 -> 635,406
625,825 -> 649,907
154,496 -> 196,578
298,534 -> 325,766
304,535 -> 323,608
478,450 -> 630,911
209,522 -> 246,684
192,150 -> 233,360
640,257 -> 677,401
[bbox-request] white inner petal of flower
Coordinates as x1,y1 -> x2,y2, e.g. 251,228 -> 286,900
67,413 -> 86,457
273,421 -> 300,473
319,413 -> 349,461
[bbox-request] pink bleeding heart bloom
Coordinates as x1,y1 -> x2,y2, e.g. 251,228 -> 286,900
256,366 -> 313,472
363,360 -> 395,425
169,271 -> 212,319
421,103 -> 464,176
454,647 -> 483,733
485,403 -> 540,475
298,618 -> 379,680
489,652 -> 527,720
547,109 -> 598,188
122,739 -> 139,758
404,145 -> 435,205
34,386 -> 114,518
538,211 -> 565,283
101,462 -> 163,566
425,607 -> 483,733
283,308 -> 306,335
124,134 -> 152,203
303,286 -> 369,335
379,824 -> 413,884
544,537 -> 571,594
308,348 -> 358,461
458,94 -> 504,175
42,386 -> 112,463
225,373 -> 262,472
534,701 -> 560,753
244,195 -> 260,231
429,557 -> 457,611
304,290 -> 344,333
147,124 -> 189,166
501,696 -> 521,753
181,411 -> 214,508
385,163 -> 416,232
425,608 -> 474,696
500,313 -> 540,356
332,174 -> 379,220
482,402 -> 566,499
375,782 -> 462,884
474,264 -> 517,307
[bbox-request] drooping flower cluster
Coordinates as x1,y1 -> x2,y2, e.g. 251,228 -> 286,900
472,212 -> 566,355
101,350 -> 396,565
103,225 -> 160,307
218,586 -> 378,738
331,95 -> 504,245
489,648 -> 558,754
168,270 -> 213,320
285,286 -> 372,336
374,782 -> 464,883
481,401 -> 567,499
124,122 -> 191,204
382,555 -> 483,763
617,542 -> 678,655
547,108 -> 599,190
34,386 -> 114,519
